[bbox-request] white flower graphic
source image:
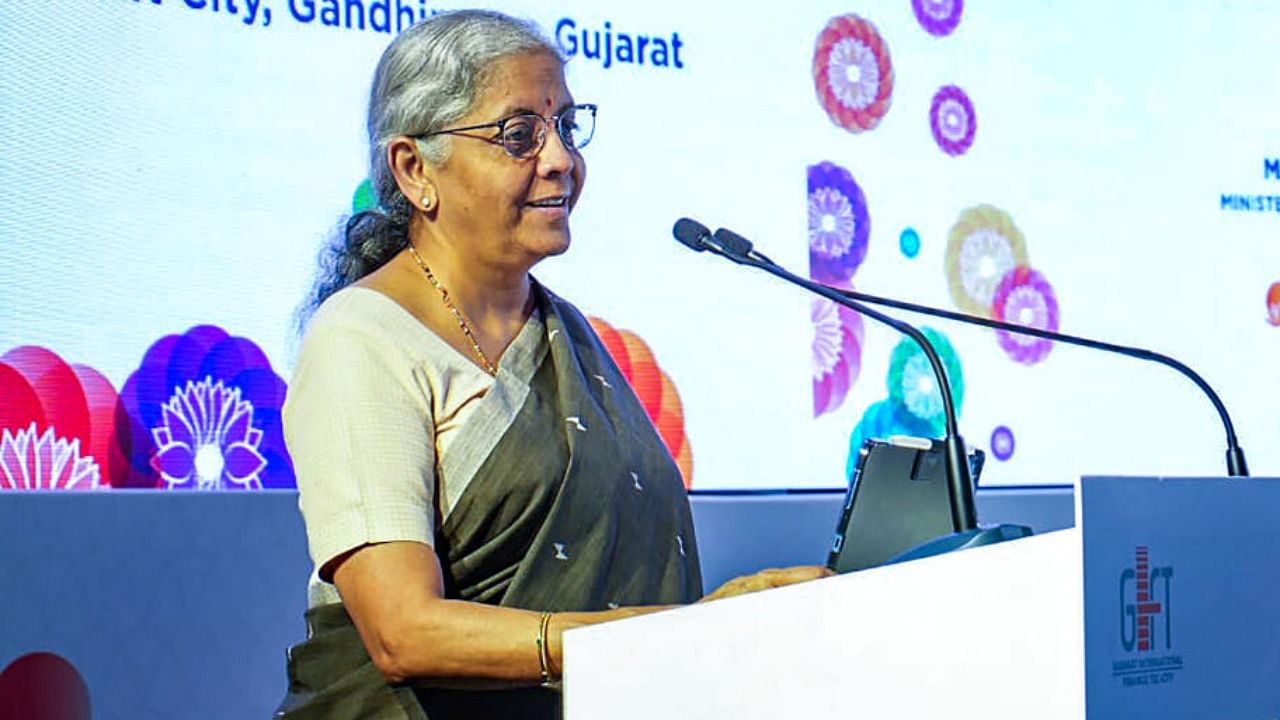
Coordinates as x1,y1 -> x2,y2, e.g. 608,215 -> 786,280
0,423 -> 101,490
827,38 -> 880,110
808,187 -> 857,258
150,377 -> 267,490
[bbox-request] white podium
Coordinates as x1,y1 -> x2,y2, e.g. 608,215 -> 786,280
563,477 -> 1280,719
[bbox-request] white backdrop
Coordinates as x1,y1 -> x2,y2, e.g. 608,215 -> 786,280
2,0 -> 1278,489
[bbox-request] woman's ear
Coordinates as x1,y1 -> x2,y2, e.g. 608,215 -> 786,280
387,137 -> 438,214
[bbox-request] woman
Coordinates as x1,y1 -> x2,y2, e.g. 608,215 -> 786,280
278,10 -> 826,719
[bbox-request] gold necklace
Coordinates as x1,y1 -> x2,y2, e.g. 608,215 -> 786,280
407,246 -> 499,376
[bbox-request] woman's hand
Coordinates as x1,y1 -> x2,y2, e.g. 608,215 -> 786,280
698,565 -> 834,603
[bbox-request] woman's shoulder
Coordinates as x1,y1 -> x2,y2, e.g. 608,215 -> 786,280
288,288 -> 442,413
298,287 -> 435,367
311,284 -> 404,325
307,286 -> 425,344
299,286 -> 491,387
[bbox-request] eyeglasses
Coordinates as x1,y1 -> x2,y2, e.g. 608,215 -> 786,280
416,103 -> 597,160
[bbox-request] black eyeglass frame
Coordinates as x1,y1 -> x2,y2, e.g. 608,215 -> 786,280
413,103 -> 597,159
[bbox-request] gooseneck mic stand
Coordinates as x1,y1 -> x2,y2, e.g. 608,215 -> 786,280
818,286 -> 1250,477
673,218 -> 1032,558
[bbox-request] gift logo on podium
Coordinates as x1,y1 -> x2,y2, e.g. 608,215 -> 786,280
1112,545 -> 1183,687
1121,546 -> 1172,652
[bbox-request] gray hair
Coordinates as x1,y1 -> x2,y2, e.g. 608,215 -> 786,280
303,10 -> 561,317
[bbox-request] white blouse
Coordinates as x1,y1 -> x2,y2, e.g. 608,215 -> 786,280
283,286 -> 546,607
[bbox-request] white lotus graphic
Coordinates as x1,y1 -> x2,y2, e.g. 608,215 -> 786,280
0,423 -> 101,490
150,377 -> 267,490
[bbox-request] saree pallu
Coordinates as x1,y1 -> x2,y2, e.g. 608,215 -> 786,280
276,286 -> 701,719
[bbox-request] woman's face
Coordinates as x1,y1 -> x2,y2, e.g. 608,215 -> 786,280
429,50 -> 586,268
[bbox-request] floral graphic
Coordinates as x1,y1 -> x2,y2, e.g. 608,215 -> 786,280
1267,282 -> 1280,326
990,425 -> 1015,461
588,317 -> 693,488
0,423 -> 100,490
0,346 -> 124,490
912,0 -> 964,37
118,325 -> 293,489
846,327 -> 966,480
151,378 -> 269,490
900,227 -> 921,258
992,266 -> 1060,364
930,85 -> 976,156
807,162 -> 871,414
808,161 -> 870,286
813,14 -> 894,133
812,298 -> 866,417
946,204 -> 1029,317
887,326 -> 964,436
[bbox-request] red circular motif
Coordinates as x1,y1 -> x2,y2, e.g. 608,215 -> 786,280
813,15 -> 895,133
0,652 -> 91,720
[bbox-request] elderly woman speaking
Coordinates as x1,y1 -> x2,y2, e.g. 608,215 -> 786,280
277,10 -> 826,719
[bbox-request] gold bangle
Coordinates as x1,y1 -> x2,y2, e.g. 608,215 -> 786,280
536,611 -> 557,688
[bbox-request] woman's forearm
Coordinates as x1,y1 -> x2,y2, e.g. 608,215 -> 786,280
374,599 -> 672,686
337,541 -> 828,686
334,539 -> 674,686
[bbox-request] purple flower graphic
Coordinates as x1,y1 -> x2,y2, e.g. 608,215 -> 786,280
151,378 -> 268,490
812,298 -> 865,417
913,0 -> 964,37
118,325 -> 293,489
990,425 -> 1015,461
808,161 -> 870,287
930,85 -> 976,156
992,266 -> 1060,365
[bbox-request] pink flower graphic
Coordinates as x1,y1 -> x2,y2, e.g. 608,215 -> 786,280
0,423 -> 101,490
992,266 -> 1060,364
930,85 -> 976,156
812,298 -> 865,417
913,0 -> 964,37
813,15 -> 894,133
151,377 -> 268,490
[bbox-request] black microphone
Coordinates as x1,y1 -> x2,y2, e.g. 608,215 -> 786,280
672,218 -> 715,253
673,217 -> 754,260
816,285 -> 1250,477
694,224 -> 981,536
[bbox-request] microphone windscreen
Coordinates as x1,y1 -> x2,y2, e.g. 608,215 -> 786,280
672,217 -> 712,251
712,228 -> 753,257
